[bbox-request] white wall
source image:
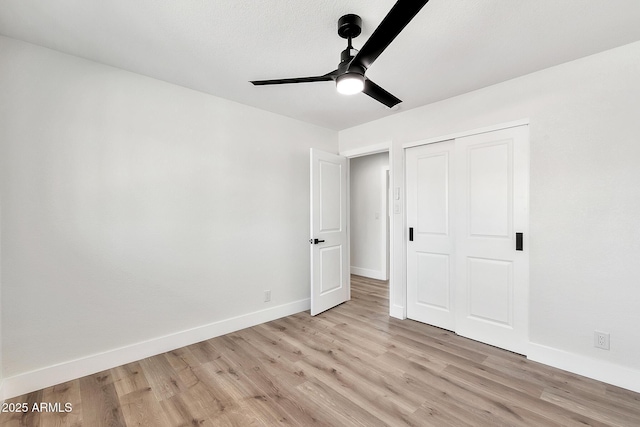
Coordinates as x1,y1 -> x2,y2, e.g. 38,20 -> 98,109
0,36 -> 337,396
0,194 -> 3,397
349,153 -> 389,280
340,41 -> 640,391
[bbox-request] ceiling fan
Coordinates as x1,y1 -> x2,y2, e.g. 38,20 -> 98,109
250,0 -> 429,108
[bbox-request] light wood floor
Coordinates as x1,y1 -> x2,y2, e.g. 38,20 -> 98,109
3,275 -> 640,426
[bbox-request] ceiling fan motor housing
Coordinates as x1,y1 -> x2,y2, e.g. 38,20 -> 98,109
337,14 -> 362,39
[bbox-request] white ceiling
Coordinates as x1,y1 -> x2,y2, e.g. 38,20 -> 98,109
1,0 -> 639,130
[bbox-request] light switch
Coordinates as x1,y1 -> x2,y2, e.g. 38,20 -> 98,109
394,187 -> 400,200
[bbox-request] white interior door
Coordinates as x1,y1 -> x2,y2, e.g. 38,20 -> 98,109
455,126 -> 529,354
406,140 -> 456,330
310,148 -> 349,316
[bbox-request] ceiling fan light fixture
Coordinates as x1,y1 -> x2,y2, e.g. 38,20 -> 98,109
336,72 -> 365,95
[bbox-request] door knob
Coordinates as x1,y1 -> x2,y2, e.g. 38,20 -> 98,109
309,238 -> 325,244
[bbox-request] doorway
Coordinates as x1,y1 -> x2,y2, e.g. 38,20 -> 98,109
309,145 -> 394,316
349,152 -> 390,282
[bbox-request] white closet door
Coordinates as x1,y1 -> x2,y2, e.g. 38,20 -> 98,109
406,140 -> 456,330
454,126 -> 529,354
406,125 -> 529,355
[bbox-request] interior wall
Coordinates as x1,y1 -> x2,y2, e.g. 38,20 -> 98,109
349,152 -> 389,280
0,194 -> 3,393
339,41 -> 640,389
0,36 -> 337,379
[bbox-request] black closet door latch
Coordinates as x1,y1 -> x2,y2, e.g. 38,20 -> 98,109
409,227 -> 414,242
516,233 -> 523,251
309,238 -> 325,245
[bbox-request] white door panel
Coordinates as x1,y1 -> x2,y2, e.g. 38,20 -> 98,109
455,126 -> 529,354
319,245 -> 342,294
417,154 -> 449,234
466,257 -> 512,325
310,149 -> 349,316
467,141 -> 512,238
416,252 -> 450,310
406,140 -> 456,330
319,160 -> 342,232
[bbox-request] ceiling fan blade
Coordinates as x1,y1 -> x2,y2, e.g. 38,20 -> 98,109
251,70 -> 338,86
363,78 -> 401,108
351,0 -> 429,71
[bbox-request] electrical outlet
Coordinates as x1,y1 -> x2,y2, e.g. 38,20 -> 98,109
264,290 -> 271,302
594,331 -> 610,350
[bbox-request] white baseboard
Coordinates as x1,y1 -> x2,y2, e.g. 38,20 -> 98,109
0,298 -> 310,401
528,342 -> 640,393
390,304 -> 405,319
351,266 -> 386,281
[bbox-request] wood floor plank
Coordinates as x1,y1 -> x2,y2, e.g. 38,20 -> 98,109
375,348 -> 448,379
271,314 -> 433,415
186,340 -> 222,365
119,387 -> 171,427
78,375 -> 126,427
442,364 -> 600,426
541,388 -> 640,426
604,383 -> 640,410
294,353 -> 419,426
213,333 -> 337,425
163,347 -> 200,374
200,362 -> 289,425
158,392 -> 219,427
229,331 -> 306,384
112,362 -> 150,398
188,361 -> 241,417
138,355 -> 187,401
240,363 -> 329,425
295,379 -> 387,427
251,323 -> 306,363
0,390 -> 43,427
409,400 -> 481,427
40,381 -> 82,427
543,377 -> 640,418
295,312 -> 392,357
3,274 -> 640,427
483,353 -> 609,395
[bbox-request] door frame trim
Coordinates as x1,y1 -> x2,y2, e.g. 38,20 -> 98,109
341,142 -> 391,158
382,166 -> 390,281
402,119 -> 530,149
